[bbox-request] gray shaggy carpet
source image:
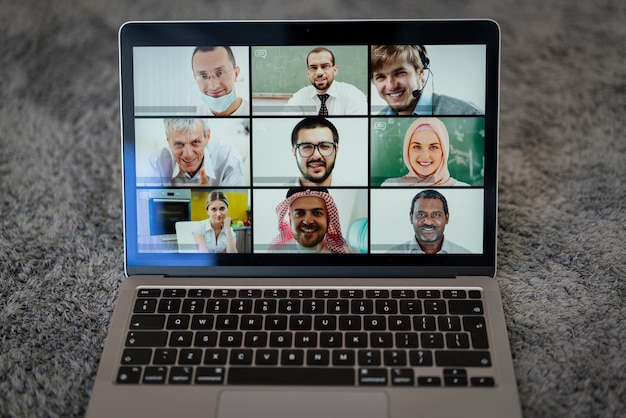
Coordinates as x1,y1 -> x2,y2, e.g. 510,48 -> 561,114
0,0 -> 624,416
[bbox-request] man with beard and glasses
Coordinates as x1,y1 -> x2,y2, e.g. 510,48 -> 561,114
269,188 -> 352,253
284,47 -> 367,115
388,189 -> 471,254
285,117 -> 346,187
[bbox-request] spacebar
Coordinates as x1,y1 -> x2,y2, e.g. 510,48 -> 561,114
228,367 -> 355,385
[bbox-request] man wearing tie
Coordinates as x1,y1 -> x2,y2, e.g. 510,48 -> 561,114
285,47 -> 367,116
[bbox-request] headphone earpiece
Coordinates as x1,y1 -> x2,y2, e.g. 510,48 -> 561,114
418,45 -> 430,70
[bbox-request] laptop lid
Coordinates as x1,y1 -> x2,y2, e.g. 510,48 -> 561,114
118,19 -> 500,279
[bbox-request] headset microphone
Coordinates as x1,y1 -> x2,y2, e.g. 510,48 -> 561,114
412,46 -> 430,101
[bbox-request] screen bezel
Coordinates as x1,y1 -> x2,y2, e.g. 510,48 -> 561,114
119,19 -> 500,278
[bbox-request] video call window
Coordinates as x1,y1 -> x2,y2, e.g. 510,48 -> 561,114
251,46 -> 369,116
129,43 -> 490,257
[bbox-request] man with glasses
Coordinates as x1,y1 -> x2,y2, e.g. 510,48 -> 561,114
192,46 -> 249,116
388,189 -> 471,254
284,47 -> 367,115
286,117 -> 343,187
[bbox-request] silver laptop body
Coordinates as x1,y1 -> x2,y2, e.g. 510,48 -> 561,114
88,19 -> 521,418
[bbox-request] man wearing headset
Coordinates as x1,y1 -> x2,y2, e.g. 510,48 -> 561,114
370,45 -> 482,116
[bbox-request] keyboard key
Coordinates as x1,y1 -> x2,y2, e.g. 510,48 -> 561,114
281,349 -> 304,366
314,316 -> 337,330
417,290 -> 440,299
195,367 -> 224,384
438,316 -> 462,331
294,332 -> 317,347
126,331 -> 168,347
463,317 -> 490,349
421,333 -> 444,348
188,289 -> 212,298
351,300 -> 373,314
153,349 -> 177,365
333,350 -> 355,366
315,289 -> 338,298
391,290 -> 415,298
256,349 -> 279,365
129,314 -> 165,330
179,349 -> 203,365
423,300 -> 447,314
446,333 -> 471,349
443,368 -> 467,386
409,350 -> 433,366
471,377 -> 495,387
358,350 -> 381,366
133,299 -> 157,313
117,366 -> 142,384
158,299 -> 181,313
417,376 -> 441,386
169,367 -> 193,384
265,289 -> 288,298
163,289 -> 186,298
227,367 -> 354,385
204,349 -> 227,365
449,300 -> 484,315
443,290 -> 466,299
191,315 -> 214,330
341,289 -> 363,298
166,315 -> 190,330
143,366 -> 167,384
399,300 -> 422,314
307,350 -> 330,366
435,350 -> 492,367
194,332 -> 218,347
121,348 -> 152,365
359,368 -> 387,385
391,368 -> 414,385
230,349 -> 254,365
384,350 -> 407,366
169,331 -> 193,347
182,299 -> 205,313
137,289 -> 161,298
366,290 -> 389,298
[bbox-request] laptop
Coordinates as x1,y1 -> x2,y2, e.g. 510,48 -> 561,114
87,19 -> 521,418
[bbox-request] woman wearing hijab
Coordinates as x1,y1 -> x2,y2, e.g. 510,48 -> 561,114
381,117 -> 469,187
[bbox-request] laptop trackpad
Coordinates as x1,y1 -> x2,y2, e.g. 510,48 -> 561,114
217,390 -> 389,418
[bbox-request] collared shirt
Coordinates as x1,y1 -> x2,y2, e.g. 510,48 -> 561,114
387,236 -> 472,254
194,219 -> 237,253
285,81 -> 368,115
378,92 -> 482,116
148,139 -> 245,187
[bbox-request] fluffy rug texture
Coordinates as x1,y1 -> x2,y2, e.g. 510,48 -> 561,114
0,0 -> 624,417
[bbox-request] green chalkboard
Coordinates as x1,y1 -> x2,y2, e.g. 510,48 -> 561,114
370,117 -> 486,187
251,46 -> 369,95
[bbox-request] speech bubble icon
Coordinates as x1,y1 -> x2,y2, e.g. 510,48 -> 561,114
255,50 -> 267,59
374,122 -> 387,130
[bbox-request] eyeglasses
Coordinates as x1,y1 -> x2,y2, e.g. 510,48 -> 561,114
294,142 -> 337,157
307,63 -> 334,72
194,67 -> 235,82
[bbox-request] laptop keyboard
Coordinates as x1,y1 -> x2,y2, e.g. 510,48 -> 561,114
117,287 -> 495,387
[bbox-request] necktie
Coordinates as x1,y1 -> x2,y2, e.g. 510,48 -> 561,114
318,94 -> 329,116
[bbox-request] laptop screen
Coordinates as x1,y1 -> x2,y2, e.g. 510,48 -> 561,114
119,20 -> 500,278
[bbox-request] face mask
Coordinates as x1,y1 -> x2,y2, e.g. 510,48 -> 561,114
200,91 -> 237,114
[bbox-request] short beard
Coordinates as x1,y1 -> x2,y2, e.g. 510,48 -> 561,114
301,160 -> 335,184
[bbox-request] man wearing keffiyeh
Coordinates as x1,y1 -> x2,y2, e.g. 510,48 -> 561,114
270,188 -> 351,253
